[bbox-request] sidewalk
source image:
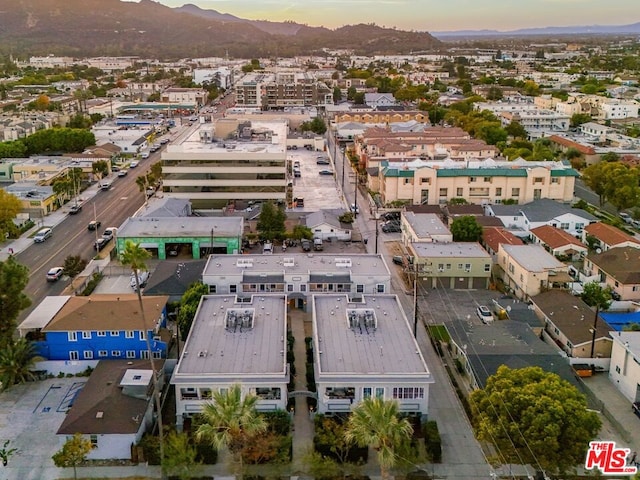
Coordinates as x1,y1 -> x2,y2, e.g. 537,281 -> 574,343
0,183 -> 104,262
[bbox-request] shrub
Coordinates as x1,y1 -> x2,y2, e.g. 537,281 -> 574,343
422,420 -> 442,463
63,255 -> 88,278
80,272 -> 103,296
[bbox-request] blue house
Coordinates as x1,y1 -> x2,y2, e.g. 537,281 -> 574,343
19,294 -> 170,361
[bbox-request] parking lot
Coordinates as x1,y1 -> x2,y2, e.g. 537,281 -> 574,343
288,148 -> 346,213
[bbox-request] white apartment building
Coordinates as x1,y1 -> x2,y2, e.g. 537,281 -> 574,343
161,119 -> 288,209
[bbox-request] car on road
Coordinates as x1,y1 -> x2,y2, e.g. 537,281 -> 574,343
140,152 -> 150,159
102,227 -> 118,241
620,212 -> 633,224
392,255 -> 404,266
33,227 -> 53,243
150,145 -> 160,152
69,204 -> 82,214
160,138 -> 170,145
381,223 -> 401,233
87,220 -> 102,231
476,305 -> 494,324
319,169 -> 334,176
130,161 -> 139,168
316,158 -> 330,165
46,267 -> 64,282
117,169 -> 128,177
94,238 -> 108,251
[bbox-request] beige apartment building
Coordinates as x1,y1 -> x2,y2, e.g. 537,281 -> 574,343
161,119 -> 288,209
235,72 -> 332,109
378,158 -> 577,206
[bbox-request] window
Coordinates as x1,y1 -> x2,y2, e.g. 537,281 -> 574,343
495,187 -> 502,197
376,284 -> 385,293
230,285 -> 237,293
508,263 -> 515,274
375,387 -> 384,398
439,188 -> 447,197
465,263 -> 471,272
575,223 -> 584,230
403,178 -> 411,185
616,365 -> 621,374
90,435 -> 98,448
139,331 -> 146,341
83,350 -> 93,359
125,331 -> 134,339
484,264 -> 491,272
456,187 -> 463,197
69,351 -> 79,360
126,350 -> 136,359
200,388 -> 213,400
356,284 -> 364,293
511,188 -> 520,197
458,263 -> 464,270
469,177 -> 477,182
68,332 -> 77,342
560,223 -> 569,230
209,285 -> 217,294
110,331 -> 119,337
533,177 -> 544,184
420,177 -> 431,184
287,284 -> 294,292
141,350 -> 149,360
98,350 -> 108,358
438,263 -> 444,272
97,331 -> 106,337
446,264 -> 451,270
300,284 -> 306,292
633,286 -> 639,292
392,387 -> 424,399
82,331 -> 91,339
551,177 -> 560,184
363,387 -> 372,399
483,177 -> 491,182
111,350 -> 121,357
152,351 -> 162,359
181,388 -> 198,400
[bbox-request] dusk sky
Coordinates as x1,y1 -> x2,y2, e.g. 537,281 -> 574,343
141,0 -> 639,31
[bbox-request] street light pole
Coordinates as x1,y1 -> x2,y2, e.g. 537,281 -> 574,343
590,307 -> 600,358
375,214 -> 379,255
413,268 -> 419,338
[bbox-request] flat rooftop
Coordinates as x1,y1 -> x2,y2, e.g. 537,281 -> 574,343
118,216 -> 244,238
411,242 -> 491,259
313,295 -> 430,376
175,294 -> 287,377
403,212 -> 450,238
203,253 -> 390,277
501,244 -> 564,272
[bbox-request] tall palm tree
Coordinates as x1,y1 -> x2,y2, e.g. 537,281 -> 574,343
195,384 -> 267,475
120,240 -> 165,473
0,338 -> 36,391
344,397 -> 413,480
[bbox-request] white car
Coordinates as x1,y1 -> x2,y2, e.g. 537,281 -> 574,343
130,270 -> 150,291
476,305 -> 493,324
350,204 -> 360,214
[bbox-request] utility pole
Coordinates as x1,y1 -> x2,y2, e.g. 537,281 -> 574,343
413,267 -> 418,338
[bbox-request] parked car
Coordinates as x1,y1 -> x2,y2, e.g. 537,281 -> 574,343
69,204 -> 82,214
318,169 -> 334,176
46,267 -> 64,282
316,158 -> 330,165
381,211 -> 400,221
117,169 -> 128,177
130,270 -> 150,291
633,402 -> 640,419
476,305 -> 494,324
392,256 -> 404,266
139,152 -> 149,160
130,161 -> 139,168
33,227 -> 53,243
160,138 -> 170,145
381,223 -> 401,233
350,204 -> 360,214
301,239 -> 311,252
102,227 -> 118,241
620,212 -> 633,224
87,220 -> 102,231
94,238 -> 108,251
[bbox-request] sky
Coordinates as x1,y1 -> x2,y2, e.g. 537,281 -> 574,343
134,0 -> 640,31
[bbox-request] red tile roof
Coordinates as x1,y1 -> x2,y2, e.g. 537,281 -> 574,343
584,223 -> 640,247
482,226 -> 523,252
530,225 -> 586,249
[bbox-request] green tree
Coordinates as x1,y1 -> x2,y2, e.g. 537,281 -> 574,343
291,225 -> 313,241
450,215 -> 483,242
257,202 -> 286,241
0,257 -> 31,345
177,282 -> 209,339
120,240 -> 165,470
475,123 -> 508,145
470,366 -> 601,474
581,282 -> 613,358
300,117 -> 327,135
570,113 -> 592,128
345,397 -> 413,480
601,151 -> 620,163
0,140 -> 27,158
92,160 -> 109,180
505,121 -> 527,139
333,87 -> 342,104
0,338 -> 36,391
582,162 -> 610,206
486,86 -> 503,101
163,430 -> 202,480
52,433 -> 93,480
67,114 -> 92,129
196,384 -> 267,476
0,189 -> 23,240
531,138 -> 556,161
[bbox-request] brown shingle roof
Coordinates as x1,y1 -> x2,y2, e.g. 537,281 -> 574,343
584,222 -> 640,247
482,226 -> 523,252
43,294 -> 169,332
57,359 -> 161,435
548,135 -> 596,155
587,246 -> 640,284
530,225 -> 586,249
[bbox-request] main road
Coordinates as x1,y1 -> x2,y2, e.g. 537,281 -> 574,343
15,147 -> 164,320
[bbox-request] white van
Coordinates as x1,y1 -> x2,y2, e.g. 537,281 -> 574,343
34,227 -> 52,243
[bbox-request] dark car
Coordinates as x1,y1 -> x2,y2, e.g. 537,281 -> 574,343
381,211 -> 400,221
94,238 -> 108,251
382,223 -> 401,233
87,220 -> 102,231
318,169 -> 334,176
69,204 -> 82,214
392,255 -> 404,266
301,239 -> 311,252
633,402 -> 640,419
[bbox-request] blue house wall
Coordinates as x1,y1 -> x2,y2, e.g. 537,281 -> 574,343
37,307 -> 169,361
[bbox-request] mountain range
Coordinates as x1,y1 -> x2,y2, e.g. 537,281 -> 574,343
0,0 -> 441,58
432,22 -> 640,38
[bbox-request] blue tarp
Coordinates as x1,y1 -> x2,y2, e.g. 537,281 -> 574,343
601,311 -> 640,331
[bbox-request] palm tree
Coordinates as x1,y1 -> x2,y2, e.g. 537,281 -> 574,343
120,240 -> 165,474
0,338 -> 36,391
195,384 -> 267,475
344,397 -> 413,480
